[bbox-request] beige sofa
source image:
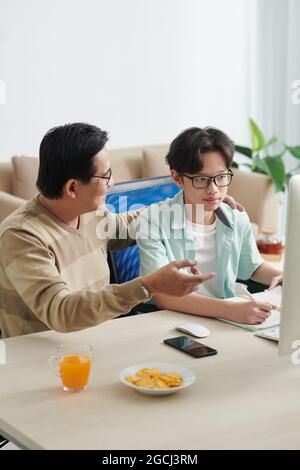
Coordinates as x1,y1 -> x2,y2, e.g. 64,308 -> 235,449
0,144 -> 279,235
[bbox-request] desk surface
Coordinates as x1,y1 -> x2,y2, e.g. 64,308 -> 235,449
0,310 -> 299,450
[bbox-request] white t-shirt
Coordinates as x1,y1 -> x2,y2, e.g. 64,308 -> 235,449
186,218 -> 220,298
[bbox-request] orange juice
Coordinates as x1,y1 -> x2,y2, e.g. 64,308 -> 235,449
59,355 -> 91,390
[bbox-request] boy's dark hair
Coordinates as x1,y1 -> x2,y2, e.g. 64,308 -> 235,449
36,123 -> 108,198
165,127 -> 235,174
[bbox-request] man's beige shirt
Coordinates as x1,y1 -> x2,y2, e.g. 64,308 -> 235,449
0,197 -> 147,337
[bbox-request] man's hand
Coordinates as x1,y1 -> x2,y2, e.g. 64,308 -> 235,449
223,195 -> 245,212
268,274 -> 283,290
141,260 -> 216,297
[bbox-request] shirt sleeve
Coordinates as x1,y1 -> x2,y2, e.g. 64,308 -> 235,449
237,213 -> 264,280
0,229 -> 148,333
106,209 -> 142,252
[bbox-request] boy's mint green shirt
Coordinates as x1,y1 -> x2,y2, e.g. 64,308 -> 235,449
137,191 -> 264,299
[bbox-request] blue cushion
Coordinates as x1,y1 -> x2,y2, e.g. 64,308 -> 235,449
106,176 -> 180,283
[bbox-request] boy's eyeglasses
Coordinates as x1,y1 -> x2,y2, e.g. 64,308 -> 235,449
181,170 -> 233,189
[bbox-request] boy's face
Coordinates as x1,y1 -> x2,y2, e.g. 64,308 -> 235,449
171,151 -> 230,212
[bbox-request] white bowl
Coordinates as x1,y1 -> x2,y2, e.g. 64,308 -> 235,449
119,362 -> 195,396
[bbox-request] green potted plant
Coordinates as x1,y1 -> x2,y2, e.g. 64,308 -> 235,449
234,118 -> 300,192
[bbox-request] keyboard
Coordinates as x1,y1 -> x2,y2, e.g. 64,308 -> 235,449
254,326 -> 280,341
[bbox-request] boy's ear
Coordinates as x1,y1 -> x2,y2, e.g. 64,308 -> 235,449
171,169 -> 183,188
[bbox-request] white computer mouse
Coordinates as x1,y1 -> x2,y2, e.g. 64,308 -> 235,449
175,323 -> 210,338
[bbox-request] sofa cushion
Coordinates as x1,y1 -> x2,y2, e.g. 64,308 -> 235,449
0,191 -> 27,222
228,169 -> 279,231
0,161 -> 13,194
11,156 -> 39,200
142,146 -> 170,178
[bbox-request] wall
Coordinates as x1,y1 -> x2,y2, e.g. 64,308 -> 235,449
0,0 -> 251,161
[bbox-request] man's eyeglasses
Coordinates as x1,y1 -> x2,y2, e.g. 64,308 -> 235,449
93,168 -> 112,186
181,169 -> 233,189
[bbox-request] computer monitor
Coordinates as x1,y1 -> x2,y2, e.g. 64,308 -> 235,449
279,174 -> 300,356
106,176 -> 180,284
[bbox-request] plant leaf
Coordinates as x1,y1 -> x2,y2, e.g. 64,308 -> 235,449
231,161 -> 239,169
263,155 -> 286,192
286,145 -> 300,159
252,154 -> 269,174
234,145 -> 252,159
249,118 -> 265,152
266,136 -> 278,147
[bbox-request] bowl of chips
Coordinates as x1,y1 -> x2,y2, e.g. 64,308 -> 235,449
119,363 -> 195,395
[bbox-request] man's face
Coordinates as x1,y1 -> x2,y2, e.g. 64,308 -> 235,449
73,147 -> 114,213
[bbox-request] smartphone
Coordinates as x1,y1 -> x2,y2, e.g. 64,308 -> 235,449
163,336 -> 217,358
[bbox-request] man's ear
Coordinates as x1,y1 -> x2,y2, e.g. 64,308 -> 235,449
64,179 -> 77,199
171,169 -> 183,188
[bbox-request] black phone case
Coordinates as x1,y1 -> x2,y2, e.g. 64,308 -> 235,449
163,336 -> 217,358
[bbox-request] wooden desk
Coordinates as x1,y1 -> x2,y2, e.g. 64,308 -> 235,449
0,310 -> 299,450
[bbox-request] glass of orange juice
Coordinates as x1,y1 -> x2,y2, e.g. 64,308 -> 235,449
49,344 -> 92,392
